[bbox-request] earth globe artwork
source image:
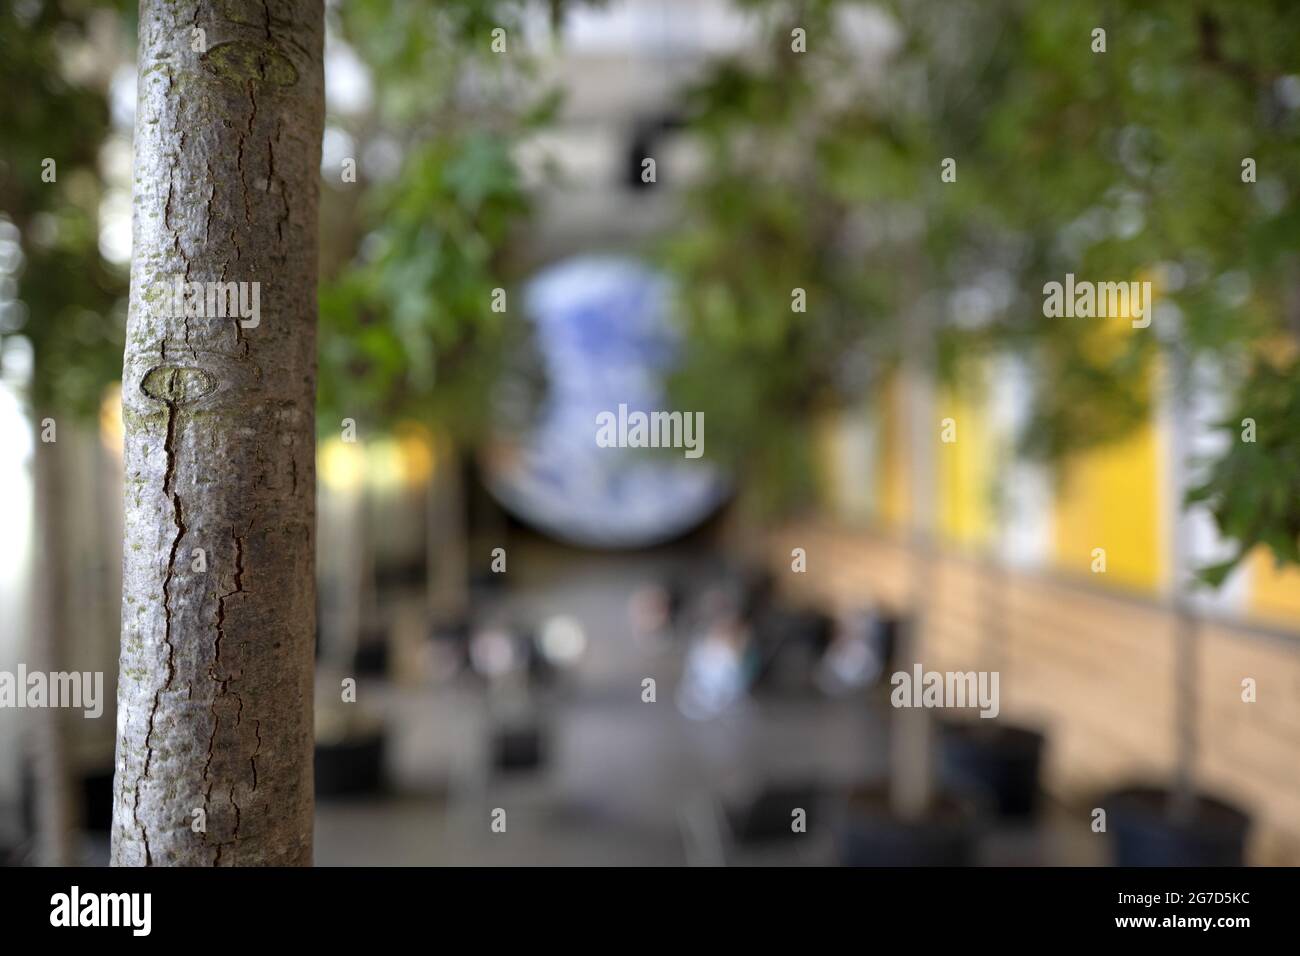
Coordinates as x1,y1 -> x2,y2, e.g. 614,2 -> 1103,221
481,255 -> 728,548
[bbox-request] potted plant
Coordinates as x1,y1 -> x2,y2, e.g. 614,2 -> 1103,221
660,3 -> 987,864
936,419 -> 1046,821
1095,348 -> 1283,866
310,1 -> 552,800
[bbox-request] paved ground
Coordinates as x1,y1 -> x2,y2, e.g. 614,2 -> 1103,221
314,537 -> 1105,866
1,534 -> 1105,865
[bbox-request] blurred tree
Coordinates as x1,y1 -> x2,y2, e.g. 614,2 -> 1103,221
315,1 -> 562,636
0,0 -> 132,866
890,0 -> 1300,582
0,0 -> 129,415
666,0 -> 974,821
885,0 -> 1300,830
663,0 -> 906,511
665,0 -> 1300,833
666,0 -> 1300,579
318,0 -> 559,442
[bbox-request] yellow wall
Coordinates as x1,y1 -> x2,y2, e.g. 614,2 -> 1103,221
1248,547 -> 1300,626
1049,295 -> 1164,592
870,363 -> 1002,548
1051,413 -> 1163,592
838,311 -> 1291,623
936,370 -> 994,549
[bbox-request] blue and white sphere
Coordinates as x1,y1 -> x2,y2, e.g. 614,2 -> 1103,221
482,255 -> 728,548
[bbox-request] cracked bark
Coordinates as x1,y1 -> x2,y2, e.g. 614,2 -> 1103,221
112,0 -> 323,866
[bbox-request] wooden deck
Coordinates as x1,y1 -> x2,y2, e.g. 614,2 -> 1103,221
772,524 -> 1300,865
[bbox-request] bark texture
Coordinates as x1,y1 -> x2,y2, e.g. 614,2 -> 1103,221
112,0 -> 323,866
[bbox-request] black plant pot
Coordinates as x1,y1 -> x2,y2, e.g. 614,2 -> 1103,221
752,607 -> 835,692
939,719 -> 1045,819
1102,786 -> 1250,866
869,612 -> 906,676
755,608 -> 835,652
352,621 -> 391,677
352,643 -> 388,677
20,760 -> 115,835
729,781 -> 822,844
315,730 -> 386,798
80,765 -> 115,833
836,786 -> 980,866
490,723 -> 546,773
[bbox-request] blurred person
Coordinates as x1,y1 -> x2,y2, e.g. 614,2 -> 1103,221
628,580 -> 682,649
676,588 -> 759,720
815,611 -> 889,696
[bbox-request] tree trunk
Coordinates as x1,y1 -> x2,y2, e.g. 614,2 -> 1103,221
1168,343 -> 1200,820
891,358 -> 936,820
891,263 -> 936,820
112,0 -> 324,866
427,434 -> 468,624
31,428 -> 76,865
